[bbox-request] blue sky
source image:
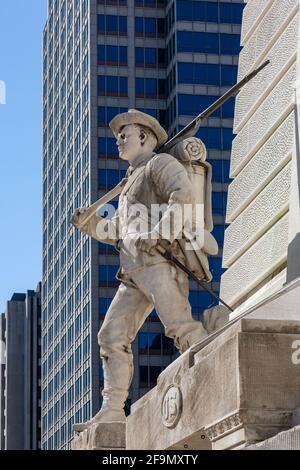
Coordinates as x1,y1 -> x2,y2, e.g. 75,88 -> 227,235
0,1 -> 47,310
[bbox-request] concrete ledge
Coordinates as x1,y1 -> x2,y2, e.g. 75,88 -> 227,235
245,426 -> 300,450
72,422 -> 126,450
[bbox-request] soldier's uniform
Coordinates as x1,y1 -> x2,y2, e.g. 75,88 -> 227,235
75,110 -> 218,418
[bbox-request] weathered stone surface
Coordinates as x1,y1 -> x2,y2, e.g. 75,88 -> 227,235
245,426 -> 300,450
226,112 -> 294,223
126,280 -> 300,450
238,0 -> 298,81
240,0 -> 272,45
235,14 -> 298,132
220,213 -> 289,306
231,63 -> 296,178
223,163 -> 291,268
72,422 -> 126,450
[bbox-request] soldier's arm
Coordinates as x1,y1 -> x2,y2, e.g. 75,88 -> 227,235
148,153 -> 193,242
71,209 -> 119,247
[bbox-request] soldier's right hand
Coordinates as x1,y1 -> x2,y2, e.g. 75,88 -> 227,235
71,208 -> 88,228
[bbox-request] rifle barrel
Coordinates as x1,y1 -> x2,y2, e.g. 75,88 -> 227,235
160,60 -> 270,153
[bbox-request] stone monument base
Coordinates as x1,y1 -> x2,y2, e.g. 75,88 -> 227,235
126,278 -> 300,450
72,422 -> 126,450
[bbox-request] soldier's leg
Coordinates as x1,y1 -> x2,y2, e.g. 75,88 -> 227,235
131,263 -> 207,353
98,281 -> 153,415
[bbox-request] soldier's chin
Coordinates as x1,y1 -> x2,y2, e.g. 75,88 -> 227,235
119,151 -> 129,161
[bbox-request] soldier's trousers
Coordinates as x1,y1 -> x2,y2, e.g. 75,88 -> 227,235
98,262 -> 207,411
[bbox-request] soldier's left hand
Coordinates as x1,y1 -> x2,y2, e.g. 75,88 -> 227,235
135,233 -> 158,255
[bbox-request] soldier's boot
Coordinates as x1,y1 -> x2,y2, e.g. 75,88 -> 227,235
74,351 -> 132,433
178,321 -> 208,354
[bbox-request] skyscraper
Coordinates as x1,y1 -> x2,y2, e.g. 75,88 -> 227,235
0,285 -> 42,450
42,0 -> 243,450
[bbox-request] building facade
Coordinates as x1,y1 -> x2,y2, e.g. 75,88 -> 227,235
0,285 -> 42,450
42,0 -> 243,449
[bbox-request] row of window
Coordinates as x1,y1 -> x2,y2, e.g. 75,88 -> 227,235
97,15 -> 166,37
178,63 -> 238,87
178,94 -> 235,119
97,45 -> 166,68
176,0 -> 244,25
97,0 -> 165,6
97,76 -> 167,98
177,31 -> 241,55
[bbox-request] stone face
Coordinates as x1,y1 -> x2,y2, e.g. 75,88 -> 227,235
72,422 -> 126,450
235,14 -> 298,132
220,0 -> 298,306
245,426 -> 300,450
220,213 -> 289,306
223,163 -> 291,268
126,280 -> 300,451
226,113 -> 294,223
238,0 -> 298,81
240,0 -> 273,45
231,63 -> 296,178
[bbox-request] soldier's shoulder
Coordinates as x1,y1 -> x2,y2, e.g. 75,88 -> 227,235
149,152 -> 182,173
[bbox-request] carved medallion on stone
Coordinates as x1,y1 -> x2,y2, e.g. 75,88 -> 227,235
161,385 -> 182,429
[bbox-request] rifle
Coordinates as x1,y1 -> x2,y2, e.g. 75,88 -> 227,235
72,60 -> 270,230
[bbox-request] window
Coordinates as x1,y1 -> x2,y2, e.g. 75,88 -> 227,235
139,333 -> 162,355
178,63 -> 238,87
135,47 -> 165,68
98,106 -> 127,127
196,127 -> 234,151
83,368 -> 90,392
99,297 -> 112,315
139,365 -> 162,388
176,1 -> 244,24
210,160 -> 231,184
178,94 -> 235,119
98,45 -> 127,66
98,169 -> 126,188
98,137 -> 118,158
135,78 -> 165,99
98,0 -> 127,5
135,17 -> 165,37
99,265 -> 119,282
135,0 -> 165,7
212,192 -> 227,215
189,290 -> 218,314
97,15 -> 127,35
177,31 -> 241,55
98,76 -> 128,97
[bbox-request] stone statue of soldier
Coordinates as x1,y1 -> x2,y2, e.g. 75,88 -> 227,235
71,110 -> 223,432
